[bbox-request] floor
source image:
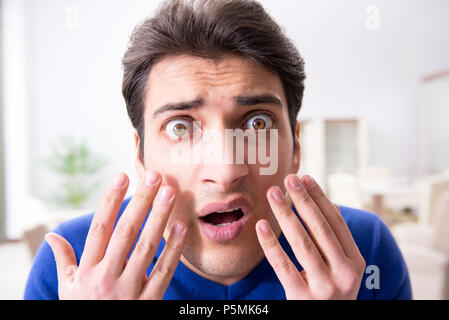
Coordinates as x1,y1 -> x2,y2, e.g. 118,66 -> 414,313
0,241 -> 33,300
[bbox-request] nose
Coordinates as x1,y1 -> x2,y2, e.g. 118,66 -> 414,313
196,121 -> 250,190
199,163 -> 249,191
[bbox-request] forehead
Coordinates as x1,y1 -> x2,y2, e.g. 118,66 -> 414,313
145,54 -> 286,110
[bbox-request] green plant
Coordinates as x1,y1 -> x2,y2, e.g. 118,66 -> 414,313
41,136 -> 107,209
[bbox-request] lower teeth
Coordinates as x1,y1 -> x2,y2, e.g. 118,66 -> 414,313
215,222 -> 232,227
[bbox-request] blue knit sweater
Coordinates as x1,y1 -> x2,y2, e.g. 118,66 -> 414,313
24,197 -> 412,299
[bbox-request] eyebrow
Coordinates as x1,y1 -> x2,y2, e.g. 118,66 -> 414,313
152,94 -> 283,119
152,99 -> 203,119
235,94 -> 283,108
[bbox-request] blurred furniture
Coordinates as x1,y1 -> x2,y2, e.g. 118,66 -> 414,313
418,173 -> 449,225
327,172 -> 363,209
22,224 -> 50,257
299,117 -> 367,193
360,178 -> 423,218
392,177 -> 449,300
358,166 -> 393,216
418,70 -> 449,178
21,196 -> 87,258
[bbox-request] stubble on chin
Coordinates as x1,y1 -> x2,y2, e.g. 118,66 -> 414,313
171,182 -> 276,283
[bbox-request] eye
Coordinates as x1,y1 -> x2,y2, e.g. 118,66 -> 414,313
164,118 -> 193,140
243,113 -> 274,130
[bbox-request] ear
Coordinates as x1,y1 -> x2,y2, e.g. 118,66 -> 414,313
133,130 -> 145,179
292,120 -> 301,173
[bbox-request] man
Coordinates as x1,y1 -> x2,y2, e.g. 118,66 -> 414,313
25,0 -> 412,299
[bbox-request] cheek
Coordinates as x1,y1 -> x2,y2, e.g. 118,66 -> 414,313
251,128 -> 293,177
249,167 -> 284,198
144,132 -> 197,209
145,130 -> 174,169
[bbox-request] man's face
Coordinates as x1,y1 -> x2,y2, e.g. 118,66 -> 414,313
134,54 -> 300,285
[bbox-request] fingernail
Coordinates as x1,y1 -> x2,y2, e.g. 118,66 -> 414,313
113,173 -> 127,189
259,220 -> 271,234
145,170 -> 160,186
159,186 -> 174,203
271,187 -> 284,202
173,222 -> 185,235
44,233 -> 53,245
288,175 -> 302,190
302,175 -> 314,187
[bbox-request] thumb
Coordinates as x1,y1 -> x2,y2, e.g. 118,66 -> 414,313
45,233 -> 78,284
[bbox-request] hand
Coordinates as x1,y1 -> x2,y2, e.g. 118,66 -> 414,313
256,174 -> 366,300
45,171 -> 187,299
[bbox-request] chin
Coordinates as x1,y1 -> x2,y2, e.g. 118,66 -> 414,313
181,234 -> 265,283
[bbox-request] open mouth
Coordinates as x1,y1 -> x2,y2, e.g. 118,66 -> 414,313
200,208 -> 245,227
198,198 -> 250,242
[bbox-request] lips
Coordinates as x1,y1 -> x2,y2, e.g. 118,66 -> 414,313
199,197 -> 250,243
199,198 -> 250,218
201,209 -> 244,227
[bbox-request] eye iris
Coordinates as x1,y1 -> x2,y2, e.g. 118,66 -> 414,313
252,118 -> 266,130
173,123 -> 187,136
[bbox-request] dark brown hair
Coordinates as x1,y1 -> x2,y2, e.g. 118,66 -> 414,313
122,0 -> 306,160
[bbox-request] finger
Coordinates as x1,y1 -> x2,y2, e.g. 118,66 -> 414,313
45,233 -> 78,285
141,221 -> 186,300
121,184 -> 177,284
284,174 -> 347,266
267,185 -> 328,279
334,203 -> 341,213
301,175 -> 362,259
79,172 -> 129,270
255,219 -> 309,297
103,170 -> 163,274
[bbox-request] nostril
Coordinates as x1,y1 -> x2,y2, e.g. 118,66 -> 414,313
201,175 -> 246,191
200,164 -> 249,189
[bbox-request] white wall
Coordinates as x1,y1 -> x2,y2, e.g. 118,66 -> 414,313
264,0 -> 449,178
2,0 -> 449,238
420,75 -> 449,174
23,0 -> 157,204
2,0 -> 31,239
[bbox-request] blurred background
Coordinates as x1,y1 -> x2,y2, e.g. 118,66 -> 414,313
0,0 -> 448,299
